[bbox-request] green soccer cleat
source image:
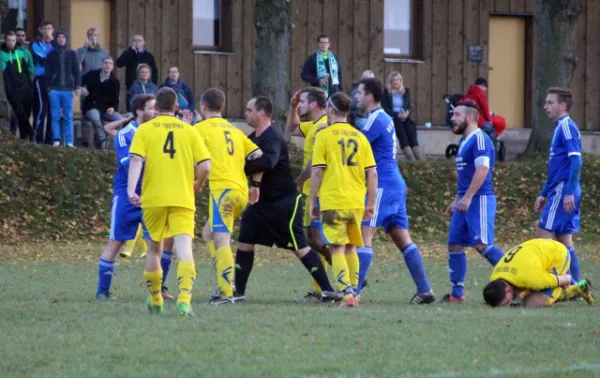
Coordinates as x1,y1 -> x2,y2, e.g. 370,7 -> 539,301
577,279 -> 594,305
177,302 -> 195,316
146,297 -> 163,314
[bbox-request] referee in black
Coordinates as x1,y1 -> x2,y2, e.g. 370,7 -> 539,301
233,96 -> 340,303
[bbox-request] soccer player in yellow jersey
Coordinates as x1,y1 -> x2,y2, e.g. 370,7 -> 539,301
310,92 -> 378,308
194,88 -> 263,305
483,239 -> 593,308
286,87 -> 335,302
127,87 -> 211,316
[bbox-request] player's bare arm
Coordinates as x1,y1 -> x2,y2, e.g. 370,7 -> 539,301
249,172 -> 263,205
534,195 -> 547,212
104,116 -> 134,137
364,168 -> 378,221
295,158 -> 312,190
309,167 -> 324,219
127,155 -> 143,207
287,90 -> 303,136
457,165 -> 489,212
194,160 -> 211,193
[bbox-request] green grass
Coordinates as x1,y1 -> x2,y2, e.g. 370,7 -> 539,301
1,243 -> 599,377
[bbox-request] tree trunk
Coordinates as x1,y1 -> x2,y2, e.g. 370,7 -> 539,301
253,0 -> 291,135
524,0 -> 582,154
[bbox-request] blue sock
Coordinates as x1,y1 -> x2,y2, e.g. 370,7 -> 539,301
448,250 -> 467,298
480,245 -> 504,266
401,243 -> 431,293
356,246 -> 373,296
96,258 -> 115,296
568,246 -> 580,282
161,251 -> 173,286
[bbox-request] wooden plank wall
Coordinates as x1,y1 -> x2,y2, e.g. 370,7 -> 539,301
45,0 -> 600,129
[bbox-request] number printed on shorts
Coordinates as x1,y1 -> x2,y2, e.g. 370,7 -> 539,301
503,245 -> 522,263
337,138 -> 358,166
224,130 -> 234,156
163,131 -> 176,159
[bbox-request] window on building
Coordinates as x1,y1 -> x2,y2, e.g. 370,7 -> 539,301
193,0 -> 232,51
384,0 -> 421,58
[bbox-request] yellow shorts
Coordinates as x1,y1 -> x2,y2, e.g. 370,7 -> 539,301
143,206 -> 195,242
209,189 -> 248,233
321,209 -> 364,247
303,195 -> 323,228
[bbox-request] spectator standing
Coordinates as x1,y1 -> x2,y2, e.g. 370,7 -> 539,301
301,34 -> 343,97
15,27 -> 29,49
116,35 -> 158,111
127,63 -> 157,101
30,21 -> 54,144
81,56 -> 122,149
1,31 -> 35,140
159,66 -> 195,120
382,71 -> 421,160
464,77 -> 493,135
44,29 -> 81,147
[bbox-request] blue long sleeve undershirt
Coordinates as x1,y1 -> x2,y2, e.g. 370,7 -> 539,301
540,154 -> 582,196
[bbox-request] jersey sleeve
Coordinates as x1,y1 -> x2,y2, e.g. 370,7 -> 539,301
298,121 -> 312,138
241,131 -> 261,159
362,136 -> 377,170
528,269 -> 561,291
192,130 -> 211,164
474,132 -> 494,168
311,132 -> 327,168
360,120 -> 383,144
129,127 -> 147,159
560,121 -> 582,157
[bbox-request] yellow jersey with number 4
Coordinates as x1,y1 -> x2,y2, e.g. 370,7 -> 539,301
194,117 -> 260,193
299,115 -> 328,195
312,122 -> 376,211
490,239 -> 570,291
129,114 -> 211,210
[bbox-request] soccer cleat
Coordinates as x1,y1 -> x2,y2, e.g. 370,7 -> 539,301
294,292 -> 323,304
342,296 -> 359,308
322,291 -> 344,303
162,286 -> 175,300
119,248 -> 132,258
177,302 -> 194,317
210,296 -> 235,306
146,297 -> 163,314
439,294 -> 465,304
210,288 -> 221,301
578,279 -> 594,305
232,293 -> 246,303
409,290 -> 436,305
96,292 -> 117,301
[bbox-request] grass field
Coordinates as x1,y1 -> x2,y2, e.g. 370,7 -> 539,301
1,242 -> 599,378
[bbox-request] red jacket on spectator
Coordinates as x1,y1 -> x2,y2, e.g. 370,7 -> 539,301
464,84 -> 492,127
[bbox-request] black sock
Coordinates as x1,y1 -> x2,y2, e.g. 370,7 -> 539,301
234,249 -> 255,296
300,249 -> 334,292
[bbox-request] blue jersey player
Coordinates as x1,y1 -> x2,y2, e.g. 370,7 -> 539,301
442,99 -> 505,304
534,87 -> 582,284
354,78 -> 435,304
95,94 -> 161,300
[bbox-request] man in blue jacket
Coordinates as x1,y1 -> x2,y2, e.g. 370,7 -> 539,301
44,29 -> 81,147
30,21 -> 54,144
159,66 -> 195,121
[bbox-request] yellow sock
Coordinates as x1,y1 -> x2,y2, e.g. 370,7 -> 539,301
216,246 -> 234,298
144,269 -> 163,306
177,261 -> 197,306
345,249 -> 359,291
332,253 -> 352,300
559,285 -> 583,301
207,240 -> 217,269
311,278 -> 322,296
320,254 -> 329,272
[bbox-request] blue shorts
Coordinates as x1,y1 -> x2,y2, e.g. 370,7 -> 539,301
362,186 -> 409,232
448,194 -> 496,247
109,195 -> 149,241
538,182 -> 581,235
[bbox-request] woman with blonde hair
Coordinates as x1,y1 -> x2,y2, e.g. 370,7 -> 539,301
382,71 -> 421,160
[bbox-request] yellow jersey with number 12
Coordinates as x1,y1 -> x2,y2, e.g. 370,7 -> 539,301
129,114 -> 211,210
299,114 -> 328,195
194,117 -> 260,193
312,122 -> 376,210
490,239 -> 570,291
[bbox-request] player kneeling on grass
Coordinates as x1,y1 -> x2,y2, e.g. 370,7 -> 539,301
310,92 -> 377,308
483,239 -> 594,308
128,87 -> 211,316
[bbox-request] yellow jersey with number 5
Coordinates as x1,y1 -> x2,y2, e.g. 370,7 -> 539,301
490,239 -> 570,291
129,114 -> 211,210
312,122 -> 376,211
195,117 -> 260,193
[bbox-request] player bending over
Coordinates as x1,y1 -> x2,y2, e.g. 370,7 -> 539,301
483,239 -> 593,308
194,88 -> 263,305
128,87 -> 211,316
310,92 -> 377,308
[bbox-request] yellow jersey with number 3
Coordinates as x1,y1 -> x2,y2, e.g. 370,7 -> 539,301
490,239 -> 570,291
312,122 -> 376,210
129,114 -> 211,210
299,115 -> 328,195
194,117 -> 260,193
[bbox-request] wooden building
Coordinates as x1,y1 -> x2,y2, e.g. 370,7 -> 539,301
28,0 -> 600,129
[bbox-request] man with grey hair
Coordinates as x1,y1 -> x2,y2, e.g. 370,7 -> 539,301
116,35 -> 158,111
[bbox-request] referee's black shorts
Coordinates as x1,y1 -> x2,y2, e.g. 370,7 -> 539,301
238,191 -> 308,251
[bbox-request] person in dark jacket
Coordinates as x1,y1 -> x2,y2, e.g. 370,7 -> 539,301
30,20 -> 54,144
300,34 -> 343,97
1,31 -> 35,140
159,66 -> 195,121
382,71 -> 421,160
44,29 -> 81,147
81,56 -> 122,149
116,35 -> 158,110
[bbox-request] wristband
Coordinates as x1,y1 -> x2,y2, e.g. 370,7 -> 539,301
250,180 -> 261,188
